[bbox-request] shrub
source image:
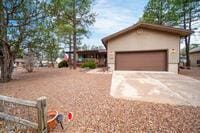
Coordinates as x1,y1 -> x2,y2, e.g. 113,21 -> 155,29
80,63 -> 86,68
81,60 -> 96,69
58,60 -> 68,68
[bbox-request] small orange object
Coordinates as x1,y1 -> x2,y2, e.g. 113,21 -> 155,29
68,112 -> 73,121
47,111 -> 58,129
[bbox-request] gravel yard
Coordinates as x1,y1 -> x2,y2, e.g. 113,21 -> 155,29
180,67 -> 200,80
0,68 -> 200,132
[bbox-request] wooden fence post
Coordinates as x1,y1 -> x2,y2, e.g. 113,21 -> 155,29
37,96 -> 47,133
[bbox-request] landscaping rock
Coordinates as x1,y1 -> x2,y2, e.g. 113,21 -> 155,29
0,68 -> 199,132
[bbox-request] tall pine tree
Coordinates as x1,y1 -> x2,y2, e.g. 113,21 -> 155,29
50,0 -> 95,69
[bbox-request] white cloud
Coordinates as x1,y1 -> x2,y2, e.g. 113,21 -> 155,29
93,1 -> 138,35
191,21 -> 200,44
96,0 -> 107,5
83,0 -> 142,46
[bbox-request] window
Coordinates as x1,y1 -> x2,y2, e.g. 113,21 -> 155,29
197,60 -> 200,64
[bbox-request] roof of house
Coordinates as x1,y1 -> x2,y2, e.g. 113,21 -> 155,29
190,47 -> 200,53
102,22 -> 193,47
65,49 -> 107,54
77,49 -> 106,54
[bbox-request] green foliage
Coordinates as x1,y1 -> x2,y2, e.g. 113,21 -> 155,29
58,60 -> 68,68
141,0 -> 179,25
1,0 -> 96,63
0,0 -> 96,81
142,0 -> 200,27
51,0 -> 96,50
48,0 -> 96,68
4,0 -> 48,50
52,0 -> 96,37
81,60 -> 96,69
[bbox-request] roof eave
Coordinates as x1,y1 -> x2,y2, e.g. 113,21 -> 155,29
101,38 -> 107,49
101,22 -> 193,48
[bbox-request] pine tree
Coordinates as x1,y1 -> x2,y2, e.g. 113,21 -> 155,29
142,0 -> 178,25
51,0 -> 95,69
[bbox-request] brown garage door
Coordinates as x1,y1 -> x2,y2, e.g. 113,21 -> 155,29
116,50 -> 167,71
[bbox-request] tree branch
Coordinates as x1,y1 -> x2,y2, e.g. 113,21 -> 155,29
0,38 -> 10,47
8,0 -> 24,15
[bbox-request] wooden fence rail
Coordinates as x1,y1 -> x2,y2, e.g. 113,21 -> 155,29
0,95 -> 47,133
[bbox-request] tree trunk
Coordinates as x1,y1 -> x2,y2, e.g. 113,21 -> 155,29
183,1 -> 190,68
186,7 -> 192,68
0,0 -> 14,82
69,34 -> 72,69
159,0 -> 163,25
1,44 -> 14,82
73,29 -> 77,69
184,1 -> 192,68
72,0 -> 77,69
185,37 -> 190,68
24,44 -> 34,72
0,0 -> 3,81
50,53 -> 54,68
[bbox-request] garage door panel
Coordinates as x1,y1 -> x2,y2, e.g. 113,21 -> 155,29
116,51 -> 167,71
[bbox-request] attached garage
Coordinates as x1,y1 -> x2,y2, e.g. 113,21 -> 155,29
102,23 -> 192,73
115,50 -> 167,71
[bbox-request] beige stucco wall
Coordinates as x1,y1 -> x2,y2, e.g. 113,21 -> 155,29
107,28 -> 180,73
190,52 -> 200,67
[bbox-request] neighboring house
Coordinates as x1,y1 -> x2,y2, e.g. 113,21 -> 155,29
77,49 -> 107,67
102,22 -> 192,73
190,47 -> 200,67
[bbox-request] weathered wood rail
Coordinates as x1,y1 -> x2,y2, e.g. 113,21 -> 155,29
0,95 -> 47,133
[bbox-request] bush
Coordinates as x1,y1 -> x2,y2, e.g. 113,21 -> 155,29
80,63 -> 86,68
81,60 -> 96,69
58,60 -> 68,68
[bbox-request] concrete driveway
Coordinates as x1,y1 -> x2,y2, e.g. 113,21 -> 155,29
111,71 -> 200,106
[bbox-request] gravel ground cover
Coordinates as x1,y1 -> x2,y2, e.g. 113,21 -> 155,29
0,68 -> 200,132
180,67 -> 200,80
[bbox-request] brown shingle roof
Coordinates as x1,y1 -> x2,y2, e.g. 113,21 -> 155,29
102,22 -> 193,47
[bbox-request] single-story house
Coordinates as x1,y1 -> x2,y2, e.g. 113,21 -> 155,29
102,22 -> 192,73
190,47 -> 200,67
65,49 -> 107,67
77,49 -> 107,67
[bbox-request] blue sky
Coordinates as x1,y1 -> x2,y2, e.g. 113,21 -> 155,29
83,0 -> 148,48
83,0 -> 200,48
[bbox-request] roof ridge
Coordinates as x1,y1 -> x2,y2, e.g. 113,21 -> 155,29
102,22 -> 193,48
